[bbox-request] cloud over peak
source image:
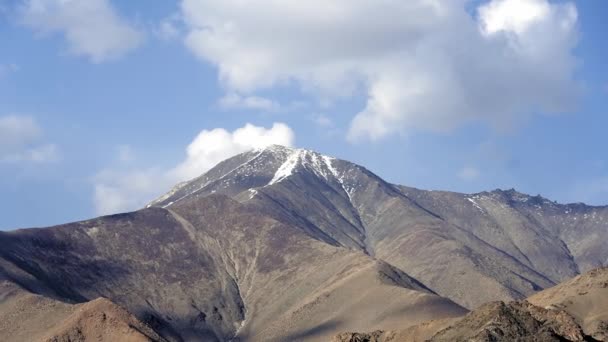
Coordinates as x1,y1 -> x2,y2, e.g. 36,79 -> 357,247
180,0 -> 580,141
93,122 -> 295,215
171,122 -> 294,180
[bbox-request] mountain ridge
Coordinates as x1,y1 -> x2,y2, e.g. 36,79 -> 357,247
149,145 -> 608,210
145,145 -> 607,308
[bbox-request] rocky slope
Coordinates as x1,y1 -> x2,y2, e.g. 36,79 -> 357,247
152,145 -> 607,309
333,268 -> 608,342
0,279 -> 166,342
428,301 -> 593,342
528,267 -> 608,340
0,194 -> 465,341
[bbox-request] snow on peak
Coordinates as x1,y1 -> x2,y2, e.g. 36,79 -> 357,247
268,149 -> 304,185
265,147 -> 355,200
267,147 -> 339,185
254,144 -> 295,155
323,155 -> 339,178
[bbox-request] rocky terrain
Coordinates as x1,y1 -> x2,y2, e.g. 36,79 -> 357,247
152,145 -> 607,309
528,267 -> 608,340
333,267 -> 608,342
0,279 -> 166,342
0,145 -> 606,341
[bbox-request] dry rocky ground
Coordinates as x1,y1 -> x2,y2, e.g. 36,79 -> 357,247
333,267 -> 608,342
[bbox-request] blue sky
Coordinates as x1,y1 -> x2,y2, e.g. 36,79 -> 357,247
0,0 -> 607,229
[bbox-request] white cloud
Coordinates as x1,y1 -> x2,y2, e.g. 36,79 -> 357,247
0,115 -> 59,163
170,122 -> 294,180
94,168 -> 165,216
179,0 -> 580,141
478,0 -> 551,35
93,122 -> 295,215
458,166 -> 481,182
19,0 -> 144,63
219,93 -> 281,112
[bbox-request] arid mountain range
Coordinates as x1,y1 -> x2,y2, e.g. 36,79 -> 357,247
0,145 -> 606,341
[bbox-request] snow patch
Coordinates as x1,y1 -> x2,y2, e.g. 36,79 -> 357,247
467,197 -> 485,213
269,149 -> 303,185
323,155 -> 339,178
322,155 -> 354,201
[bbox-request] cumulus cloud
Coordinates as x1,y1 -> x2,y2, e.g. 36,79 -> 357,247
19,0 -> 144,63
93,122 -> 295,215
170,122 -> 294,180
0,115 -> 59,163
179,0 -> 580,141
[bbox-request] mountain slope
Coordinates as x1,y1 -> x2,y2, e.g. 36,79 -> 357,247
334,302 -> 593,342
150,145 -> 607,309
0,279 -> 166,342
332,268 -> 608,342
0,194 -> 465,341
528,267 -> 608,340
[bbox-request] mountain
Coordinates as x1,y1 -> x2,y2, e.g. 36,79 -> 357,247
150,145 -> 607,309
0,145 -> 606,341
333,267 -> 608,342
0,193 -> 465,341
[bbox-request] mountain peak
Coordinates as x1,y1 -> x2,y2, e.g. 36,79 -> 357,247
265,146 -> 340,186
147,145 -> 350,209
254,144 -> 295,154
255,144 -> 331,160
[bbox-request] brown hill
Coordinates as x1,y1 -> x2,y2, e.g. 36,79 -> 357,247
0,280 -> 165,342
528,267 -> 608,340
428,301 -> 592,342
333,268 -> 608,342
